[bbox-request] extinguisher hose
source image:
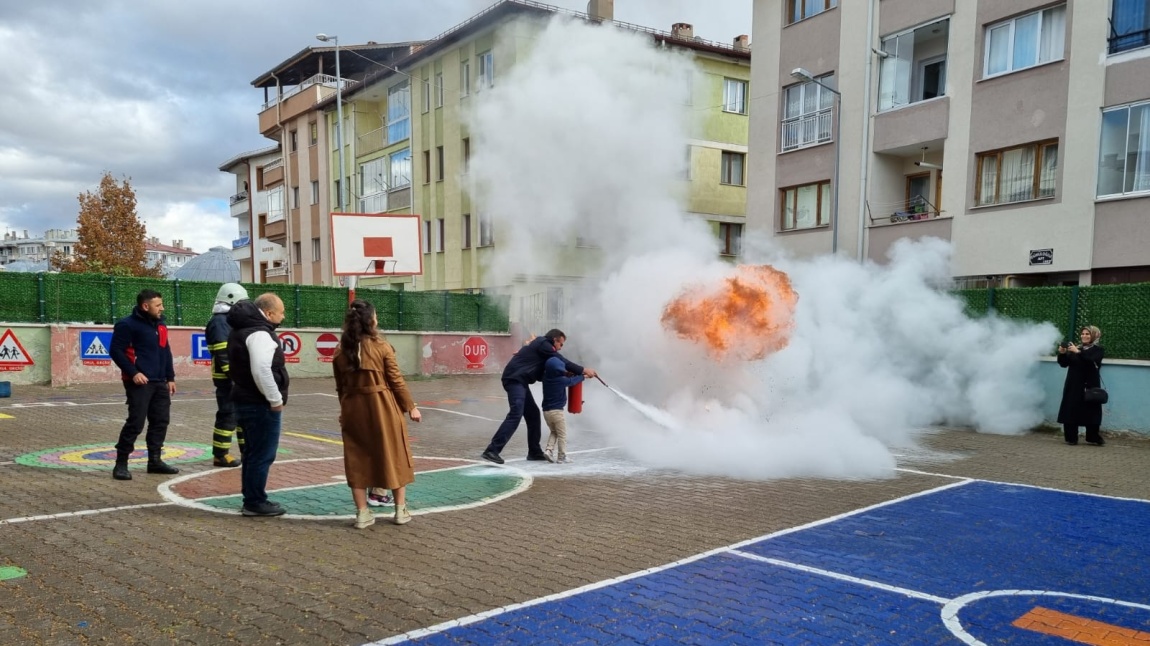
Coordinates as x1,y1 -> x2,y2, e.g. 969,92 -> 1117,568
594,375 -> 609,388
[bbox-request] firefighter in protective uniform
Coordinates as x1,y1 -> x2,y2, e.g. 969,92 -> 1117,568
206,282 -> 248,466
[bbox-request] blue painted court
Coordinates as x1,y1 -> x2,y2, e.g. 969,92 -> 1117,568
382,480 -> 1150,645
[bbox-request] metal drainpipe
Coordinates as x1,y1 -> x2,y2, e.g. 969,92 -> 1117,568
856,0 -> 878,263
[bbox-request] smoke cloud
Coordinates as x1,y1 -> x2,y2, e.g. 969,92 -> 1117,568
471,17 -> 1058,481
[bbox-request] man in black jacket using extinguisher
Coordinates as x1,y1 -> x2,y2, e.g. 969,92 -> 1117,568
109,289 -> 180,480
481,329 -> 596,465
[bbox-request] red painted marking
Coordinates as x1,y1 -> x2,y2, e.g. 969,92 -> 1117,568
1013,606 -> 1150,645
363,237 -> 393,257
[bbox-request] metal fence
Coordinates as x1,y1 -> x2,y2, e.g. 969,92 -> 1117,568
0,272 -> 510,333
954,283 -> 1150,359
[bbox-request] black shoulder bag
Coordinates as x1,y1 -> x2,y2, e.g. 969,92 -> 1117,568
1083,360 -> 1108,405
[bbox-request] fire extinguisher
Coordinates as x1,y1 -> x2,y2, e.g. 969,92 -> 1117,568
568,380 -> 583,414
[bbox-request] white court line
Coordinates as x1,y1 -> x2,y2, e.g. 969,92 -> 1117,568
420,407 -> 499,422
364,479 -> 975,645
729,551 -> 951,604
1,502 -> 173,525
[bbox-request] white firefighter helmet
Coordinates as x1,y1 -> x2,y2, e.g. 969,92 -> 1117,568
215,283 -> 248,305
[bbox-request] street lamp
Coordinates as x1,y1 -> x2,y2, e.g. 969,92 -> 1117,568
791,67 -> 841,255
316,33 -> 346,213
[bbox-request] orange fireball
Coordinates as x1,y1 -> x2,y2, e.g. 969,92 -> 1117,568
661,265 -> 798,360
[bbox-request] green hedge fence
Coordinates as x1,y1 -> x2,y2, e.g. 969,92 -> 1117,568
0,272 -> 510,333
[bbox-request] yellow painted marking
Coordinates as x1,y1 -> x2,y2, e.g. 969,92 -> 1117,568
0,413 -> 12,419
1013,606 -> 1150,645
284,432 -> 343,446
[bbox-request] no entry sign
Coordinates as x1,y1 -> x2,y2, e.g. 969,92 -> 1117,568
463,336 -> 488,370
316,333 -> 339,363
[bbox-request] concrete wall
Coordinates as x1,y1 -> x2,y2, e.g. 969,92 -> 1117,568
0,325 -> 516,387
1036,358 -> 1150,435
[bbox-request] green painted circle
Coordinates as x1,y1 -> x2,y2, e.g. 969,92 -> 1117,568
0,566 -> 27,581
196,464 -> 525,516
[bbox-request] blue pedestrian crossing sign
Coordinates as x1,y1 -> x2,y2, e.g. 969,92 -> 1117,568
191,333 -> 211,366
80,331 -> 113,366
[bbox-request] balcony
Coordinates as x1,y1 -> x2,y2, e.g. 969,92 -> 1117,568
232,233 -> 251,249
359,192 -> 388,214
264,219 -> 287,244
230,190 -> 249,205
263,161 -> 284,187
258,74 -> 347,135
781,109 -> 832,152
358,127 -> 386,156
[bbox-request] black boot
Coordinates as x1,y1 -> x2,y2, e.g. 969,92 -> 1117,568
147,453 -> 180,475
112,456 -> 132,481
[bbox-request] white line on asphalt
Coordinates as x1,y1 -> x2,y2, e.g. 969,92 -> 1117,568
0,392 -> 338,410
1,502 -> 174,525
364,479 -> 975,645
894,467 -> 970,480
420,407 -> 500,422
729,550 -> 951,604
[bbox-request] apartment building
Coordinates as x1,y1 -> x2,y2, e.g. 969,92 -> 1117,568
144,238 -> 197,275
0,229 -> 78,267
220,43 -> 421,285
318,0 -> 751,311
749,0 -> 1150,286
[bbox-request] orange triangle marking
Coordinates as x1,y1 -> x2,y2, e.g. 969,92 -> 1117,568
1013,606 -> 1150,645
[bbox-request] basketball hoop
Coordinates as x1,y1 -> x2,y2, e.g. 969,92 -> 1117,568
368,259 -> 397,275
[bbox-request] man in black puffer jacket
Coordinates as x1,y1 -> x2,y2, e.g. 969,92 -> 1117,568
227,293 -> 289,517
481,329 -> 596,465
109,289 -> 179,481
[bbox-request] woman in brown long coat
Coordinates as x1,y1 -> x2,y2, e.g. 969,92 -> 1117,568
333,300 -> 421,528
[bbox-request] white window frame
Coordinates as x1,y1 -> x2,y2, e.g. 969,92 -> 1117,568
781,73 -> 835,152
421,77 -> 430,114
390,148 -> 412,190
723,78 -> 748,114
477,51 -> 494,91
982,5 -> 1066,79
435,72 -> 444,107
1098,100 -> 1150,197
311,237 -> 321,262
436,218 -> 445,252
387,81 -> 411,145
423,220 -> 432,254
460,60 -> 471,98
310,180 -> 319,205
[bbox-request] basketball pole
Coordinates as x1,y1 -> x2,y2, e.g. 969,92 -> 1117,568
348,275 -> 357,304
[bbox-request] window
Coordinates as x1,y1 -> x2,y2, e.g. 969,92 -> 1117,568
436,146 -> 445,181
390,148 -> 412,190
460,60 -> 471,97
720,151 -> 746,186
309,122 -> 318,146
787,0 -> 837,24
984,6 -> 1066,78
311,180 -> 319,205
267,187 -> 285,223
878,19 -> 949,111
435,72 -> 444,107
477,51 -> 494,90
684,146 -> 693,180
719,223 -> 743,256
292,241 -> 301,264
1098,101 -> 1150,197
291,186 -> 299,209
479,210 -> 494,246
423,220 -> 432,254
387,82 -> 411,144
421,78 -> 431,114
781,73 -> 835,151
462,213 -> 472,249
422,150 -> 431,184
436,218 -> 445,252
289,130 -> 298,152
312,238 -> 321,262
462,137 -> 471,174
359,158 -> 387,213
333,180 -> 342,208
781,181 -> 832,230
975,140 -> 1059,206
1110,0 -> 1150,54
723,78 -> 748,114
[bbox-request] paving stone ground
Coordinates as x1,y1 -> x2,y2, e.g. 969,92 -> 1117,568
0,375 -> 1148,645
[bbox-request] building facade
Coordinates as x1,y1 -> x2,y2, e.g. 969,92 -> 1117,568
322,0 -> 751,316
748,0 -> 1150,286
145,238 -> 197,275
0,229 -> 78,267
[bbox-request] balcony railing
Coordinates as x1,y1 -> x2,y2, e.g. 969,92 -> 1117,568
265,265 -> 289,278
1110,27 -> 1150,54
232,234 -> 251,249
358,127 -> 386,156
229,190 -> 249,205
359,192 -> 388,214
261,74 -> 348,111
781,109 -> 833,152
263,158 -> 283,171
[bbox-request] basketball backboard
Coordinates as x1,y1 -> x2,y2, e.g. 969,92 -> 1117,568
330,213 -> 423,276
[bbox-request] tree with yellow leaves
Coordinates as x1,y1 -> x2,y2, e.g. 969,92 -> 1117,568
53,172 -> 165,277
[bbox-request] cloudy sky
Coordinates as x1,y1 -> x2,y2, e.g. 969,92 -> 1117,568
0,0 -> 751,254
